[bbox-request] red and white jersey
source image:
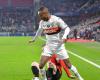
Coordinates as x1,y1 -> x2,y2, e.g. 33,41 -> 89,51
35,15 -> 70,50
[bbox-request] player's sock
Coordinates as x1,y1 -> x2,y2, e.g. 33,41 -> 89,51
32,77 -> 39,80
70,65 -> 84,80
40,69 -> 47,80
31,66 -> 39,77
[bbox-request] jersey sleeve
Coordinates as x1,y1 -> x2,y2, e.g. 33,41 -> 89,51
62,27 -> 70,39
57,17 -> 70,39
57,18 -> 68,29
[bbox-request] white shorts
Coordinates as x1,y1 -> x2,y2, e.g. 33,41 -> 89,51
41,45 -> 69,59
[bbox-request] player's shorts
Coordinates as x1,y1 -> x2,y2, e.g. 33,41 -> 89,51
41,45 -> 69,59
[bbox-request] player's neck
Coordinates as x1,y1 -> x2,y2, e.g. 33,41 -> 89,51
48,14 -> 51,21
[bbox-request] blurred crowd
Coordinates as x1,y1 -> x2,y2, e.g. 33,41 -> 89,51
71,15 -> 100,40
0,0 -> 100,38
0,8 -> 34,33
41,0 -> 100,26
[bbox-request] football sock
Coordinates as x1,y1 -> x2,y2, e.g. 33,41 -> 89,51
70,65 -> 83,79
40,69 -> 47,80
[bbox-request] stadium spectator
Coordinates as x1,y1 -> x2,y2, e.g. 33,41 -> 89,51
73,28 -> 78,40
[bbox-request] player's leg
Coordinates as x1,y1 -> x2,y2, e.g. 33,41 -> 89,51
39,45 -> 52,80
39,55 -> 50,80
39,45 -> 52,69
63,59 -> 84,80
31,62 -> 39,80
57,47 -> 84,80
31,56 -> 50,80
39,55 -> 50,69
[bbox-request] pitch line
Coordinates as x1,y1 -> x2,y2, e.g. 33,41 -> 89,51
67,50 -> 100,69
39,37 -> 100,69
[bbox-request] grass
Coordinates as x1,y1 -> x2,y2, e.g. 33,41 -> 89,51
0,37 -> 100,80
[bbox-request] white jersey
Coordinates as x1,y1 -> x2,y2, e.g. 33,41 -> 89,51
34,15 -> 70,51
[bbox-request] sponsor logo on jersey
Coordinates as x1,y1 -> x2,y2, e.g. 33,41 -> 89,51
43,27 -> 61,35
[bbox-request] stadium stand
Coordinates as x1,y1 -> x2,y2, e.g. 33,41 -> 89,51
0,0 -> 8,7
12,0 -> 33,7
0,0 -> 99,39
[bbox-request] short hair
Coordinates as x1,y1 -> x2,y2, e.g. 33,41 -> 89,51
38,6 -> 48,12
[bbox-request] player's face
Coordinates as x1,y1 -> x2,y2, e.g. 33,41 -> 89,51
39,11 -> 49,21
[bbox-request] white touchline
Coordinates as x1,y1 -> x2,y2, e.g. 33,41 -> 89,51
39,37 -> 100,69
67,50 -> 100,69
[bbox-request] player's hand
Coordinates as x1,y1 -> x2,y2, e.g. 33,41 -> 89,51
59,39 -> 67,44
29,40 -> 35,43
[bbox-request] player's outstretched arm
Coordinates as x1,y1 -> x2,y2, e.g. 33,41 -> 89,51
29,28 -> 43,43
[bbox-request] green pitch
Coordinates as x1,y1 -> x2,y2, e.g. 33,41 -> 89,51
0,37 -> 100,80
